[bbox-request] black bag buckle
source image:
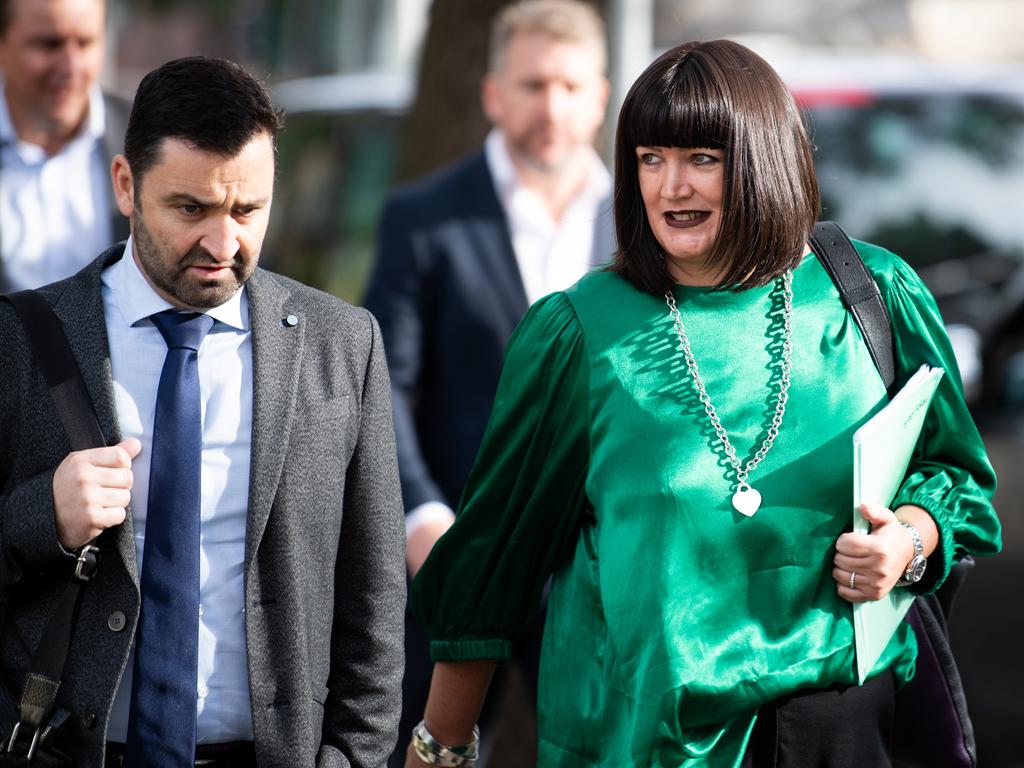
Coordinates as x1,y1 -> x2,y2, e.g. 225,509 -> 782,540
73,544 -> 100,582
5,721 -> 40,761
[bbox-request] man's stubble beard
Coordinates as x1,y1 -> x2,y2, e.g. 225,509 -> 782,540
132,211 -> 253,310
510,127 -> 586,178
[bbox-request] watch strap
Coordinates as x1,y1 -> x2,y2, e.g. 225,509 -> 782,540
896,521 -> 926,586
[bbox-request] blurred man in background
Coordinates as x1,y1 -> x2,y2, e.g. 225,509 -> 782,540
0,0 -> 129,292
363,1 -> 611,763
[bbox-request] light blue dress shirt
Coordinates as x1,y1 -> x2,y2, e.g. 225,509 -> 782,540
0,85 -> 114,290
103,240 -> 255,743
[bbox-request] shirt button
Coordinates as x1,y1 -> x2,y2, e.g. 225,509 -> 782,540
107,611 -> 127,632
198,604 -> 204,616
198,684 -> 209,698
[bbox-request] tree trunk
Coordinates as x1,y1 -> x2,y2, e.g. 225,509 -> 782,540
396,0 -> 605,183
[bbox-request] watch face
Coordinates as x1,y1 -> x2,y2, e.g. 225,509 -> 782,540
909,555 -> 928,583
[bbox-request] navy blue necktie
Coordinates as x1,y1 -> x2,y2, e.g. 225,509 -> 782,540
126,310 -> 214,766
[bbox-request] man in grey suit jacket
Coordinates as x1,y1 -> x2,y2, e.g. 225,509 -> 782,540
0,0 -> 131,292
0,57 -> 404,767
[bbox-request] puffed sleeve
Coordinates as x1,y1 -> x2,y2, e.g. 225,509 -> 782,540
411,292 -> 590,662
876,251 -> 1002,593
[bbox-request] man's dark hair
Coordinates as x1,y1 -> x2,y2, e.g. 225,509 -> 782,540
610,39 -> 820,294
124,56 -> 283,186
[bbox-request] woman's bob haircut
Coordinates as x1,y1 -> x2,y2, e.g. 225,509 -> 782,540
611,40 -> 820,294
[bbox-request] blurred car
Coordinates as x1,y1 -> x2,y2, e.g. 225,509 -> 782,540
778,52 -> 1024,410
267,58 -> 1024,410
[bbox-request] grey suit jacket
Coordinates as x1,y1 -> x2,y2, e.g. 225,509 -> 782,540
0,93 -> 132,293
0,245 -> 405,767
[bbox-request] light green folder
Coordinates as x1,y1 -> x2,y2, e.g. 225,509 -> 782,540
851,364 -> 944,684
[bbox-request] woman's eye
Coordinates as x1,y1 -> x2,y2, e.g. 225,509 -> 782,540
639,152 -> 658,165
692,152 -> 719,166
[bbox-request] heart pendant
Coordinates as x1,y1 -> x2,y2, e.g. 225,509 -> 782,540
732,486 -> 762,517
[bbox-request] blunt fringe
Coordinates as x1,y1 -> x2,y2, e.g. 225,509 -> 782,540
610,40 -> 820,294
124,56 -> 284,187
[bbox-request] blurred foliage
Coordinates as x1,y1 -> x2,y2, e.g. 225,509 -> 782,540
263,109 -> 400,303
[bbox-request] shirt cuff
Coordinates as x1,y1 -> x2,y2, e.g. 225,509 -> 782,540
405,501 -> 456,540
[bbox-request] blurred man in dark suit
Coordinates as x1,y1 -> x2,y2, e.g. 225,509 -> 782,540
364,2 -> 612,763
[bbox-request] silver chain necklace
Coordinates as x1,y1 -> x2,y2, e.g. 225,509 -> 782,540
664,271 -> 793,517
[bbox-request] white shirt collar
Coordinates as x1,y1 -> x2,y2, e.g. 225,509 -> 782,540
483,128 -> 611,207
107,237 -> 249,331
0,82 -> 106,150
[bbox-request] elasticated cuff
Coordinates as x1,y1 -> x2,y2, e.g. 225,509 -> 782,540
891,490 -> 955,595
429,638 -> 512,663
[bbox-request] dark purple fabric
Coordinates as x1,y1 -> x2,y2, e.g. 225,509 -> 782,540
892,600 -> 976,767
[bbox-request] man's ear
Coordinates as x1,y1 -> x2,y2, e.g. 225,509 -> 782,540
111,155 -> 136,218
481,73 -> 502,126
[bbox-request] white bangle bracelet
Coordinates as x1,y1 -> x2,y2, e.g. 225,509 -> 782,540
411,719 -> 480,767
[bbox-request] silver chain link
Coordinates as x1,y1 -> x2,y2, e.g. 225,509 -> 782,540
664,271 -> 793,488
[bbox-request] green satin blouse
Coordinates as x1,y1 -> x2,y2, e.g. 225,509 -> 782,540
411,240 -> 1001,767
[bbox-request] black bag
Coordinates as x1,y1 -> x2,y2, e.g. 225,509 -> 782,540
811,221 -> 977,767
1,289 -> 106,766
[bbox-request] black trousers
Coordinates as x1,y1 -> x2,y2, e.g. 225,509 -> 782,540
742,671 -> 896,768
104,740 -> 256,767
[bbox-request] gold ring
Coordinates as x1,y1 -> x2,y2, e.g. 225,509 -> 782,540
849,571 -> 858,589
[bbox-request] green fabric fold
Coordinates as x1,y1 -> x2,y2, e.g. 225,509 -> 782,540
413,240 -> 1000,766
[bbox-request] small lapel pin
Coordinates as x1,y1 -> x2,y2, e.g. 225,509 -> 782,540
283,314 -> 299,327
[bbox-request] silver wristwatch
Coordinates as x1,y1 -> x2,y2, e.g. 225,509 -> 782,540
895,521 -> 927,587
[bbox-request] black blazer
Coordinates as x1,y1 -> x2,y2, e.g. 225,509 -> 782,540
364,150 -> 613,513
0,93 -> 131,292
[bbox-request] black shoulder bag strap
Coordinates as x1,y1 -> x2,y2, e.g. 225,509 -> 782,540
809,221 -> 977,767
810,220 -> 896,391
2,289 -> 105,764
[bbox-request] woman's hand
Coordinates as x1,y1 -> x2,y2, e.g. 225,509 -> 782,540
833,504 -> 916,602
403,660 -> 497,767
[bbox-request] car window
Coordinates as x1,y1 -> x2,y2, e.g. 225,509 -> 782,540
802,91 -> 1024,332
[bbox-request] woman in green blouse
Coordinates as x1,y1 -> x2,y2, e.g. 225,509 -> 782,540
405,40 -> 1001,768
